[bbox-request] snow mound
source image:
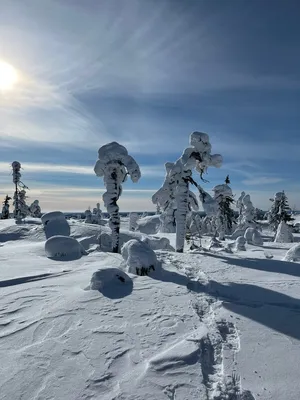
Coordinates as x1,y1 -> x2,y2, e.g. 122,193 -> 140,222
0,223 -> 44,242
136,215 -> 161,235
283,244 -> 300,262
89,267 -> 133,298
45,235 -> 86,260
98,229 -> 174,252
274,221 -> 294,243
42,211 -> 70,239
121,239 -> 160,275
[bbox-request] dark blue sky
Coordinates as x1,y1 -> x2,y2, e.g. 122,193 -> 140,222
0,0 -> 299,211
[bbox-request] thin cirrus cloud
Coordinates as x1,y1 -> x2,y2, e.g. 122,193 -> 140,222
0,0 -> 299,210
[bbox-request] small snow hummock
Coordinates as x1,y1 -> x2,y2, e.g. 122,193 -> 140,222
274,221 -> 294,243
121,239 -> 160,276
89,267 -> 133,298
283,244 -> 300,262
45,235 -> 86,260
41,211 -> 70,239
135,215 -> 161,235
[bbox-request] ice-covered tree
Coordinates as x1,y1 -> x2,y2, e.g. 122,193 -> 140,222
169,132 -> 222,252
274,221 -> 294,243
268,191 -> 294,231
94,142 -> 141,253
85,207 -> 92,224
129,212 -> 139,231
1,195 -> 11,219
29,200 -> 42,218
212,183 -> 235,240
236,191 -> 246,224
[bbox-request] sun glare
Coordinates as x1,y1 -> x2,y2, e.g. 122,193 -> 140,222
0,61 -> 18,91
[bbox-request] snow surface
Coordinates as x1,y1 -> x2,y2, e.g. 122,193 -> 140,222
1,218 -> 300,399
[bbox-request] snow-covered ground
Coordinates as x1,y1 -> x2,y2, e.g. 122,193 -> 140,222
1,218 -> 300,399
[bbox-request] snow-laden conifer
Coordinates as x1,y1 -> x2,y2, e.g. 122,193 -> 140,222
94,142 -> 141,253
268,191 -> 294,231
212,182 -> 235,240
29,200 -> 42,218
1,195 -> 11,219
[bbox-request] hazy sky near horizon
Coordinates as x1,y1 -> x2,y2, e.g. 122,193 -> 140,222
0,0 -> 299,211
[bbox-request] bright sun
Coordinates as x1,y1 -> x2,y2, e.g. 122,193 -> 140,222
0,61 -> 18,91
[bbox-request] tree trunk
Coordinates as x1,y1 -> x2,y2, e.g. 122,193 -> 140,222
175,177 -> 189,252
104,171 -> 120,253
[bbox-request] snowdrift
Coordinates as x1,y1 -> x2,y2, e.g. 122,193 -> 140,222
45,235 -> 86,260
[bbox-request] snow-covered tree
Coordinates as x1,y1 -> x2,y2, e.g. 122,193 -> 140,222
94,142 -> 141,253
85,207 -> 92,224
268,191 -> 294,231
236,191 -> 246,225
92,202 -> 102,224
169,132 -> 222,252
1,195 -> 11,219
274,221 -> 294,243
212,183 -> 235,240
29,200 -> 42,218
16,189 -> 29,219
129,212 -> 139,231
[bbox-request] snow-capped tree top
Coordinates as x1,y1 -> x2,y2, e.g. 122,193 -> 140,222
190,132 -> 211,153
274,191 -> 285,201
12,161 -> 21,170
212,184 -> 233,200
94,142 -> 141,183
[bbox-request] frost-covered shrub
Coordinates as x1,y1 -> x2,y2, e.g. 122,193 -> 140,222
94,142 -> 141,253
121,239 -> 160,275
42,211 -> 70,239
283,244 -> 300,262
233,236 -> 246,251
90,268 -> 132,292
45,235 -> 86,260
274,221 -> 294,243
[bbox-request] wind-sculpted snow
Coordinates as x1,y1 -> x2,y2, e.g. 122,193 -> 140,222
275,221 -> 294,243
1,218 -> 300,399
121,239 -> 160,275
42,211 -> 70,239
135,215 -> 161,235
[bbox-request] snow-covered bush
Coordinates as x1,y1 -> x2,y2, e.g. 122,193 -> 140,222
94,142 -> 141,253
29,200 -> 42,218
121,239 -> 160,276
129,212 -> 139,231
212,182 -> 235,240
274,221 -> 294,243
283,244 -> 300,262
42,211 -> 70,239
1,195 -> 11,219
233,236 -> 246,251
89,268 -> 132,297
45,235 -> 86,260
268,191 -> 294,231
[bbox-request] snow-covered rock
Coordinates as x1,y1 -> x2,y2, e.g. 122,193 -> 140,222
42,211 -> 70,239
136,215 -> 161,235
274,221 -> 294,243
45,235 -> 86,260
233,236 -> 246,251
283,244 -> 300,262
121,239 -> 160,275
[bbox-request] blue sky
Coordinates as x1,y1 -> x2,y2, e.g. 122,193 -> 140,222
0,0 -> 299,211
